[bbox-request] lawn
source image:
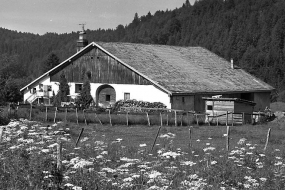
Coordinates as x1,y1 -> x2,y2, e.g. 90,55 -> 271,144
67,122 -> 284,152
1,118 -> 285,189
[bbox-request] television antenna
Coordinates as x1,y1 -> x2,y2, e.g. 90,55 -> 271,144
79,23 -> 86,31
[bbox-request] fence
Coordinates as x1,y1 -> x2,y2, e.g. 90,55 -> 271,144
6,103 -> 266,126
206,111 -> 266,126
8,104 -> 209,126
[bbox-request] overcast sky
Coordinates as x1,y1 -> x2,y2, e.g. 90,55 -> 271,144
1,0 -> 195,35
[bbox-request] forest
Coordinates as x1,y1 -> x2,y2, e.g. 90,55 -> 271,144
1,0 -> 285,104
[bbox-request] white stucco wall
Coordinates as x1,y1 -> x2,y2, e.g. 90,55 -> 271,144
23,76 -> 59,102
23,79 -> 170,108
90,83 -> 171,108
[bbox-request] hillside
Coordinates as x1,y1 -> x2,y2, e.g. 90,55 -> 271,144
1,0 -> 285,103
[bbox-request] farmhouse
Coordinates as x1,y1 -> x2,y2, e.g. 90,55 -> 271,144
20,30 -> 274,112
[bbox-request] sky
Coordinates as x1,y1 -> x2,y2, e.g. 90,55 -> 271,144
1,0 -> 195,35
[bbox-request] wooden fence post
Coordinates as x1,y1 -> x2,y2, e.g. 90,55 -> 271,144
65,108 -> 67,122
180,114 -> 183,126
264,128 -> 271,151
216,113 -> 219,126
57,138 -> 62,171
226,126 -> 230,151
108,110 -> 112,126
75,108 -> 79,125
83,110 -> 87,126
232,112 -> 234,126
242,112 -> 245,125
45,106 -> 48,122
151,126 -> 162,152
126,112 -> 129,126
195,114 -> 199,125
226,111 -> 228,126
160,112 -> 163,126
29,104 -> 32,121
75,128 -> 85,147
0,126 -> 4,143
174,111 -> 177,127
189,126 -> 192,149
166,114 -> 169,126
146,112 -> 150,126
54,107 -> 57,123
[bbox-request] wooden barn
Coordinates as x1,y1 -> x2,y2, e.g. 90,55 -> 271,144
20,29 -> 274,112
203,97 -> 256,124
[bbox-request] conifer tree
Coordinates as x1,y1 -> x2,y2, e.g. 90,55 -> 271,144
41,53 -> 60,74
76,71 -> 93,109
53,73 -> 69,106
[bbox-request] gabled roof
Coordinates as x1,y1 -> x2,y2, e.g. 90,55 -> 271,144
21,42 -> 274,94
97,42 -> 274,93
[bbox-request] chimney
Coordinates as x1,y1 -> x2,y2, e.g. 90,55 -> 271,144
77,24 -> 88,52
231,58 -> 234,69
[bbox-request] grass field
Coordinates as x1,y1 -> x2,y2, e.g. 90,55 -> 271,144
1,116 -> 285,189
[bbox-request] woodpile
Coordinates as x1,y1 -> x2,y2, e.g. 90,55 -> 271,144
112,99 -> 166,112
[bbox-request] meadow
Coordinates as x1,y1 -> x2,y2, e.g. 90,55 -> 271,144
1,106 -> 285,189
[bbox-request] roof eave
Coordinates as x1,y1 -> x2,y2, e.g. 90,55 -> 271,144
171,89 -> 274,96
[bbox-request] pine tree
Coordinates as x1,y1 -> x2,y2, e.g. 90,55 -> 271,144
53,72 -> 70,106
76,72 -> 93,109
41,53 -> 60,74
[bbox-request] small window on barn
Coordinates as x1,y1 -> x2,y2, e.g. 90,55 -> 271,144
106,95 -> 111,102
182,97 -> 185,103
75,84 -> 83,93
47,86 -> 52,91
207,105 -> 213,110
124,93 -> 130,100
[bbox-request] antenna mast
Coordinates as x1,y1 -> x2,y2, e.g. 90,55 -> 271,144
79,23 -> 86,31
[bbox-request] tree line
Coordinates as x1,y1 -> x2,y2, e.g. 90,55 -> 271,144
1,0 -> 285,104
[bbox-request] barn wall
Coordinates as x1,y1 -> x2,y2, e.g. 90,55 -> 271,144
50,47 -> 151,85
89,83 -> 170,108
97,85 -> 116,107
234,102 -> 254,113
205,100 -> 236,124
194,94 -> 213,113
194,92 -> 256,113
253,92 -> 271,111
234,102 -> 254,123
171,95 -> 194,111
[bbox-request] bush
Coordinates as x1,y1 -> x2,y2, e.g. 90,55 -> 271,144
0,114 -> 10,125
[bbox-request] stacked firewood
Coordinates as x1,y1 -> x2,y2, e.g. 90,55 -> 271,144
112,99 -> 166,112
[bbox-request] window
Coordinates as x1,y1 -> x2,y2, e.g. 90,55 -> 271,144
207,105 -> 213,110
182,97 -> 185,103
124,93 -> 130,100
39,84 -> 43,92
75,84 -> 83,93
106,95 -> 111,102
47,85 -> 52,91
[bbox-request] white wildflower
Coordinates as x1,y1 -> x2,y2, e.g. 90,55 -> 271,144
139,143 -> 147,147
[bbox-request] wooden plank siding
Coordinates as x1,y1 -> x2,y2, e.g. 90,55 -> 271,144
205,100 -> 254,124
50,47 -> 151,85
171,95 -> 194,111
